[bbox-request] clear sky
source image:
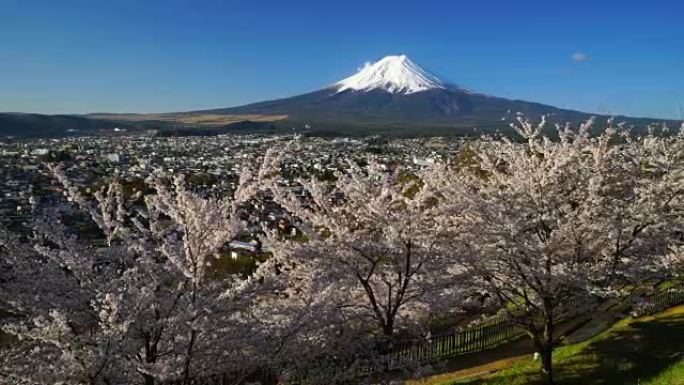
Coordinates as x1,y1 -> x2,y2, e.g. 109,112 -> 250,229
1,0 -> 683,119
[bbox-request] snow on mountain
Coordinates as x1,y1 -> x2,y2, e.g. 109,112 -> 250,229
335,55 -> 445,95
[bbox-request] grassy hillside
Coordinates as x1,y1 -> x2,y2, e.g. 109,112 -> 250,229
414,306 -> 684,385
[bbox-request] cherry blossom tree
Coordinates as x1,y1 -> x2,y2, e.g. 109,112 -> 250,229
264,156 -> 466,361
426,116 -> 684,384
0,156 -> 290,385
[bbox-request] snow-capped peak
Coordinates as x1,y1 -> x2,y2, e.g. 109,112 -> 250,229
335,55 -> 445,95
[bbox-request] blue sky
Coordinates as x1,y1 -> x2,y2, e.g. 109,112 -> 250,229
1,0 -> 683,118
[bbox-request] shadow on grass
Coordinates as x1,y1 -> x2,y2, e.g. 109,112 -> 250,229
555,313 -> 684,385
458,313 -> 684,385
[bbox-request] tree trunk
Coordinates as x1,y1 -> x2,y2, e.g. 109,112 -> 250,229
182,328 -> 197,385
538,312 -> 555,385
540,342 -> 554,385
142,334 -> 157,385
382,319 -> 394,338
374,323 -> 395,374
143,373 -> 155,385
182,282 -> 199,385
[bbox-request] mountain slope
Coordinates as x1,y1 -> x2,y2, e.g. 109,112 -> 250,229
198,55 -> 666,135
205,87 -> 592,124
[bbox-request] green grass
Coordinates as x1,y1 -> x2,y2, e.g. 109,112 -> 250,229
424,306 -> 684,385
644,359 -> 684,385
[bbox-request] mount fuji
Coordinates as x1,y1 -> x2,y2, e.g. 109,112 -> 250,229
1,55 -> 672,137
192,54 -> 661,136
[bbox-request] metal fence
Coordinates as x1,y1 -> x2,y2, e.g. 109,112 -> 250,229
640,286 -> 684,315
386,313 -> 524,368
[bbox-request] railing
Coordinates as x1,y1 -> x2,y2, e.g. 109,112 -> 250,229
386,313 -> 525,368
636,286 -> 684,316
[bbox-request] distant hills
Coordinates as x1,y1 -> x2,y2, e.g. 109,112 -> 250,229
1,55 -> 678,138
0,113 -> 284,138
0,113 -> 134,138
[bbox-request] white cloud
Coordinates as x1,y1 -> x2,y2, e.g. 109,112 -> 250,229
571,52 -> 590,62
